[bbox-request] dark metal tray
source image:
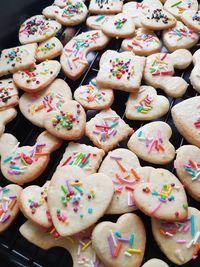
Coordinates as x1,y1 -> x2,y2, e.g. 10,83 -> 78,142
0,0 -> 199,266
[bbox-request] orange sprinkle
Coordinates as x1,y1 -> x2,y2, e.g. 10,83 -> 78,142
35,104 -> 44,112
34,152 -> 49,156
9,198 -> 17,210
131,168 -> 140,180
72,57 -> 80,62
155,140 -> 159,151
189,160 -> 197,169
116,160 -> 126,173
159,229 -> 166,236
159,144 -> 165,151
193,243 -> 199,255
123,175 -> 130,180
0,210 -> 4,216
50,227 -> 56,234
114,242 -> 122,257
115,189 -> 122,193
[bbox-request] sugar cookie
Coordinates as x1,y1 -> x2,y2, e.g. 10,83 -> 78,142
182,10 -> 200,32
0,108 -> 17,136
86,15 -> 112,30
0,79 -> 19,111
190,49 -> 200,93
89,0 -> 124,14
142,259 -> 169,267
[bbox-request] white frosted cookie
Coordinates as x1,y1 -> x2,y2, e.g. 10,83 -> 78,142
13,60 -> 61,93
60,30 -> 109,80
125,86 -> 169,121
128,121 -> 175,164
152,207 -> 200,265
0,79 -> 19,111
19,15 -> 61,44
42,1 -> 88,26
36,37 -> 63,62
190,49 -> 200,93
20,220 -> 106,267
0,184 -> 22,233
176,145 -> 200,201
19,181 -> 52,228
19,79 -> 72,128
162,21 -> 199,52
182,10 -> 200,32
74,78 -> 114,110
142,259 -> 169,267
58,142 -> 105,174
101,13 -> 135,38
171,96 -> 200,148
134,168 -> 188,221
0,131 -> 62,184
86,15 -> 113,30
0,108 -> 17,136
48,166 -> 114,236
121,28 -> 161,56
43,100 -> 86,141
164,0 -> 198,20
96,50 -> 146,93
92,213 -> 146,267
141,8 -> 176,30
89,0 -> 124,14
85,108 -> 133,152
0,43 -> 37,77
144,49 -> 192,97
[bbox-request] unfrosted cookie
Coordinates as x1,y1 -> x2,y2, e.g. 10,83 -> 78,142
19,15 -> 61,44
182,10 -> 200,32
152,207 -> 200,265
60,30 -> 109,80
142,259 -> 169,267
176,145 -> 200,201
96,50 -> 146,93
134,168 -> 188,221
43,100 -> 86,140
85,108 -> 133,152
19,181 -> 52,228
172,96 -> 200,148
58,142 -> 105,174
0,131 -> 62,184
0,108 -> 17,136
125,85 -> 169,121
0,43 -> 37,77
144,49 -> 192,97
36,37 -> 63,62
89,0 -> 123,14
190,49 -> 200,93
0,184 -> 22,233
19,79 -> 72,128
20,220 -> 106,267
42,1 -> 88,26
128,121 -> 175,164
141,8 -> 176,30
92,213 -> 146,267
164,0 -> 198,20
48,166 -> 114,236
86,15 -> 112,30
13,60 -> 61,93
0,79 -> 19,111
121,28 -> 161,56
74,78 -> 114,110
162,21 -> 199,52
101,13 -> 135,38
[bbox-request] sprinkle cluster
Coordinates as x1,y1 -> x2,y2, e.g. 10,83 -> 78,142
5,47 -> 23,65
109,58 -> 134,80
128,32 -> 159,50
184,160 -> 200,182
62,2 -> 84,17
20,17 -> 51,37
61,152 -> 96,169
171,1 -> 193,14
37,43 -> 55,54
0,86 -> 15,104
0,187 -> 17,223
135,94 -> 153,114
114,18 -> 127,29
192,12 -> 200,22
168,26 -> 196,41
80,80 -> 106,103
137,130 -> 165,153
147,9 -> 171,24
150,53 -> 172,76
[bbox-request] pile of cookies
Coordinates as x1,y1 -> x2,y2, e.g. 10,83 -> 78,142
0,0 -> 200,266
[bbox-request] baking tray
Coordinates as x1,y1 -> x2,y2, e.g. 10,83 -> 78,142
0,0 -> 199,266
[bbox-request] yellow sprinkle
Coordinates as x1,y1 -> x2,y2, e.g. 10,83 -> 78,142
81,240 -> 92,252
127,248 -> 142,254
40,71 -> 48,75
71,182 -> 82,186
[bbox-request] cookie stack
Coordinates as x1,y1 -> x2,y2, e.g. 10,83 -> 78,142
0,0 -> 200,266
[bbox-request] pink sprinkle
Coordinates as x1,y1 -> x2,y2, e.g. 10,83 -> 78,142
8,170 -> 14,175
150,201 -> 162,215
176,239 -> 187,244
192,255 -> 198,260
117,176 -> 136,185
112,180 -> 122,184
110,156 -> 122,160
183,224 -> 190,233
148,138 -> 156,154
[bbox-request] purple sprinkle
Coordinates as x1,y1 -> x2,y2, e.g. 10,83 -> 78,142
14,156 -> 21,160
93,130 -> 100,135
117,237 -> 129,242
9,196 -> 17,199
110,156 -> 122,160
107,235 -> 114,257
113,130 -> 117,136
66,180 -> 72,193
37,144 -> 46,147
1,214 -> 10,223
94,258 -> 100,267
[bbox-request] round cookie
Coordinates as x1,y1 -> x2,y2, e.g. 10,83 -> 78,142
43,100 -> 86,140
182,10 -> 200,32
74,78 -> 114,110
0,79 -> 19,111
142,259 -> 169,267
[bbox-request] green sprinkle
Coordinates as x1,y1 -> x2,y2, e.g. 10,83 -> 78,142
88,208 -> 93,214
171,1 -> 182,7
3,156 -> 12,163
183,204 -> 187,209
115,231 -> 122,238
95,15 -> 105,22
61,185 -> 67,194
138,131 -> 142,138
129,234 -> 134,247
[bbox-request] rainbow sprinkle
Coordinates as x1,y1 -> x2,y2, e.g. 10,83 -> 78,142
0,187 -> 17,224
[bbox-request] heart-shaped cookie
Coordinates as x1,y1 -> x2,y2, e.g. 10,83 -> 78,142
60,30 -> 109,80
0,79 -> 19,111
0,131 -> 62,184
0,108 -> 17,136
19,79 -> 72,128
74,78 -> 114,110
190,49 -> 200,93
19,15 -> 61,44
152,207 -> 200,265
175,145 -> 200,201
19,181 -> 52,228
13,60 -> 61,93
48,166 -> 114,236
43,100 -> 86,140
20,220 -> 106,267
172,96 -> 200,148
125,85 -> 169,121
142,259 -> 169,267
0,184 -> 22,233
128,121 -> 175,164
162,21 -> 199,52
92,213 -> 146,267
134,168 -> 188,221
